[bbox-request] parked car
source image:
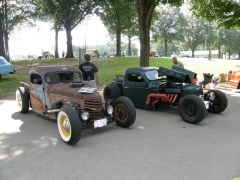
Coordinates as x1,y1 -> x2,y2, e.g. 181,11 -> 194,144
86,49 -> 99,57
149,51 -> 160,57
16,65 -> 136,145
103,66 -> 228,124
0,56 -> 16,80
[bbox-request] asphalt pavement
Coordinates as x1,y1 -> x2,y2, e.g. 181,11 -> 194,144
1,89 -> 240,180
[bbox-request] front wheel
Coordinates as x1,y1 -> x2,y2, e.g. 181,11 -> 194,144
16,87 -> 29,113
206,90 -> 228,114
178,95 -> 206,124
57,106 -> 81,145
113,96 -> 136,128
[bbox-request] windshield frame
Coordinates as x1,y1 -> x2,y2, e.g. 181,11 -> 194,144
44,71 -> 83,84
144,70 -> 162,81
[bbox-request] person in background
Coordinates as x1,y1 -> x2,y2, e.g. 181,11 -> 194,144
79,54 -> 99,88
172,57 -> 184,68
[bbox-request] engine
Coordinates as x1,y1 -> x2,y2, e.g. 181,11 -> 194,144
159,81 -> 184,94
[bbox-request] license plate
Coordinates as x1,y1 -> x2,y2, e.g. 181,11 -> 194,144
94,118 -> 107,129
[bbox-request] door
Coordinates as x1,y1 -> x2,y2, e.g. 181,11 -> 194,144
123,73 -> 150,108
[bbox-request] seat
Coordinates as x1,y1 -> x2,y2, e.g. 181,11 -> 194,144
199,74 -> 213,88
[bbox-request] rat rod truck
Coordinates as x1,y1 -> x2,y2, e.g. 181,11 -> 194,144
103,65 -> 228,124
16,66 -> 136,145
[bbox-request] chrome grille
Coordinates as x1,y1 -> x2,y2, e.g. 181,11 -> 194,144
84,99 -> 104,119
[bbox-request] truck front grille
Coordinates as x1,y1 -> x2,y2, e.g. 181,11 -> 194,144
84,99 -> 104,119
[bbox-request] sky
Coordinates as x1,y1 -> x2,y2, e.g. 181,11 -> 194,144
9,15 -> 111,57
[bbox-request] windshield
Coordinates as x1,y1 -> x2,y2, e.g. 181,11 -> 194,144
145,70 -> 162,80
45,72 -> 82,84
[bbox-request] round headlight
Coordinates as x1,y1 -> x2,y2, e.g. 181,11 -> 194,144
81,112 -> 90,121
107,105 -> 113,115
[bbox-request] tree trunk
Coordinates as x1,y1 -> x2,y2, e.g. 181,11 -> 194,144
116,29 -> 121,56
3,29 -> 9,61
136,0 -> 157,67
128,35 -> 132,56
218,44 -> 221,59
54,28 -> 59,58
208,49 -> 211,60
228,48 -> 231,59
164,40 -> 168,57
65,25 -> 74,58
191,50 -> 195,57
0,12 -> 6,57
3,0 -> 9,61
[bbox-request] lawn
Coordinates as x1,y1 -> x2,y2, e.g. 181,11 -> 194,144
0,56 -> 239,99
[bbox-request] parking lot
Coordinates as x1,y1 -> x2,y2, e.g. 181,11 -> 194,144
0,89 -> 240,180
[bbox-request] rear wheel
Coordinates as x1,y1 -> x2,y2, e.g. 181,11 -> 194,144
103,83 -> 121,104
57,106 -> 81,145
16,87 -> 29,113
113,96 -> 136,128
178,95 -> 206,124
206,90 -> 228,114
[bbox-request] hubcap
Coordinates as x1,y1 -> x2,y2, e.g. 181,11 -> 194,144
60,115 -> 71,138
185,104 -> 196,116
115,104 -> 128,122
17,92 -> 22,108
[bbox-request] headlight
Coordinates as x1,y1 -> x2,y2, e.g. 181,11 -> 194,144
81,112 -> 89,121
107,105 -> 113,115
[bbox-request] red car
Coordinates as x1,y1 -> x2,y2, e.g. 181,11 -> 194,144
149,51 -> 161,57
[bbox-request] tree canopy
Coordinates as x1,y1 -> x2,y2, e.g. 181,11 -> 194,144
32,0 -> 100,58
152,6 -> 184,56
96,0 -> 136,56
190,0 -> 240,28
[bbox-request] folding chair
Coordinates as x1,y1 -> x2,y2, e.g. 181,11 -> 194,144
199,74 -> 213,88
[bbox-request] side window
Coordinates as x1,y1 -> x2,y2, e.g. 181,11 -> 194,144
31,74 -> 42,84
127,74 -> 144,82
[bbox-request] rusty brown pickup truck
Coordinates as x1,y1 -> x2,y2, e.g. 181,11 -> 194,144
16,66 -> 136,145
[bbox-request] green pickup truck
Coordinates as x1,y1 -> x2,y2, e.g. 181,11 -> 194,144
103,66 -> 228,124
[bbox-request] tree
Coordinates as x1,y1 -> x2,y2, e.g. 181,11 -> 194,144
221,28 -> 240,59
33,0 -> 100,58
181,16 -> 215,57
136,0 -> 183,67
190,0 -> 240,28
32,0 -> 64,58
0,0 -> 32,60
122,17 -> 139,56
0,10 -> 5,57
96,0 -> 136,57
152,6 -> 185,56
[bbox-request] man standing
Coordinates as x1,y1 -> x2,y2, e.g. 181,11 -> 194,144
79,54 -> 99,88
172,57 -> 184,68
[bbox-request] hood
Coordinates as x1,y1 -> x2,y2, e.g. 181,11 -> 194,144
47,83 -> 102,101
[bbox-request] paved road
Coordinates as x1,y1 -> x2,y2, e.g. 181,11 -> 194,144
1,90 -> 240,180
